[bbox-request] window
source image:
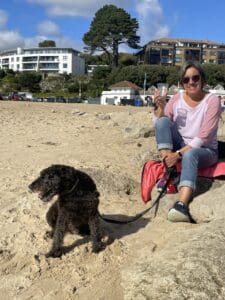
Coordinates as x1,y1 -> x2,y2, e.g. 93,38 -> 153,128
150,48 -> 160,64
218,52 -> 225,59
63,56 -> 67,60
162,49 -> 169,56
161,57 -> 169,63
185,49 -> 201,61
63,63 -> 67,68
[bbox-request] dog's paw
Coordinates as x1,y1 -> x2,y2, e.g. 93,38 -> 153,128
92,242 -> 104,253
45,248 -> 63,258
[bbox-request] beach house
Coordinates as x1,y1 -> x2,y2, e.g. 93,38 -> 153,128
100,80 -> 142,105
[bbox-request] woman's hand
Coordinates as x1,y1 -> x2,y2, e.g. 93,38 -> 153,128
163,152 -> 180,168
153,89 -> 167,118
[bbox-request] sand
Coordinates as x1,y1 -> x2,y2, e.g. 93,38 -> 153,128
0,101 -> 157,299
1,101 -> 225,300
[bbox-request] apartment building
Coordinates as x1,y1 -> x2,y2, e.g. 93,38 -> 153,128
136,37 -> 225,66
0,47 -> 85,75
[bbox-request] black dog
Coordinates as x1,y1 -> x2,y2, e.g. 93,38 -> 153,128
28,164 -> 103,257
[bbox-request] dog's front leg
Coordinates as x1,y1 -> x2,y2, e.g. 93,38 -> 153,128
88,214 -> 103,253
46,211 -> 66,258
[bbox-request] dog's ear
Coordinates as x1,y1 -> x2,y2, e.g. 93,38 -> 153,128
75,170 -> 98,194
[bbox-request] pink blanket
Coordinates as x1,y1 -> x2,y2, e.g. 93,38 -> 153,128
141,160 -> 225,203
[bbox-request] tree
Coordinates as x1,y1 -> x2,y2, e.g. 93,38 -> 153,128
119,53 -> 137,67
39,40 -> 56,47
83,5 -> 140,68
0,69 -> 6,79
16,72 -> 42,92
0,73 -> 19,93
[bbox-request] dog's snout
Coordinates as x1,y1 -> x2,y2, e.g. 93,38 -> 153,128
28,186 -> 33,193
28,182 -> 35,193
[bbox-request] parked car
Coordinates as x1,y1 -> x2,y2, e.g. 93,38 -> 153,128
1,94 -> 10,100
9,94 -> 24,101
55,96 -> 66,103
86,97 -> 101,104
67,97 -> 83,103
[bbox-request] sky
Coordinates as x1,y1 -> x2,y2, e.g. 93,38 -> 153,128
1,0 -> 225,53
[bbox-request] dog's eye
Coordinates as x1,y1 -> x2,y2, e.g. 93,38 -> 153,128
47,174 -> 60,184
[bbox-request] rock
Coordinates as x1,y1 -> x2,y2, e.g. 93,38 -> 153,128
96,113 -> 111,120
124,122 -> 155,139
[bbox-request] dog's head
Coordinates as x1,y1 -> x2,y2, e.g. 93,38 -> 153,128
28,165 -> 78,202
28,164 -> 98,202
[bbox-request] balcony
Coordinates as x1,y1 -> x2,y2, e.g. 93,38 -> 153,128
22,63 -> 37,70
23,57 -> 38,62
39,63 -> 59,70
39,56 -> 59,62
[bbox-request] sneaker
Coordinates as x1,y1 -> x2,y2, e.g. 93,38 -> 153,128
167,201 -> 190,222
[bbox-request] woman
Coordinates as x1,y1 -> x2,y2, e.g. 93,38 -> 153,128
153,61 -> 221,222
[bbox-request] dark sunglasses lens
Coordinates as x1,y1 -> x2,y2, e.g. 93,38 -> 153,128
192,75 -> 200,82
182,75 -> 200,84
182,77 -> 189,84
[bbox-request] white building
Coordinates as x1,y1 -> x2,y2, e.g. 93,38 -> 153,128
0,47 -> 85,75
101,80 -> 142,105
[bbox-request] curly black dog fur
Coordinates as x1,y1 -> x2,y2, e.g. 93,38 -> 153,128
28,164 -> 103,257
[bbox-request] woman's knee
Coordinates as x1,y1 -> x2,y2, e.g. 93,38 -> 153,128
182,148 -> 199,166
155,116 -> 171,130
183,148 -> 199,159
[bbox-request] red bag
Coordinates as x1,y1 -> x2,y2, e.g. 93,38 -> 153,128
141,160 -> 165,203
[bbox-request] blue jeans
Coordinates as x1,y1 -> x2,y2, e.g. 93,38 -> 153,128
155,117 -> 218,190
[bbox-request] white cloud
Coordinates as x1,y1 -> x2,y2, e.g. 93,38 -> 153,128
0,9 -> 24,50
24,35 -> 84,51
0,30 -> 24,51
27,0 -> 131,17
0,9 -> 8,29
37,20 -> 60,36
135,0 -> 170,45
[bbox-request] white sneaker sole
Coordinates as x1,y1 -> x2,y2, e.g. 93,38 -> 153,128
167,208 -> 190,223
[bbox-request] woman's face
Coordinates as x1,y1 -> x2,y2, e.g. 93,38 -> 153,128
182,67 -> 202,96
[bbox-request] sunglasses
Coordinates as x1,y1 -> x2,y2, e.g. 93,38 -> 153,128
182,74 -> 200,84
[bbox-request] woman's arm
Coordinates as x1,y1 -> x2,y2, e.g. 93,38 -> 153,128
189,95 -> 221,148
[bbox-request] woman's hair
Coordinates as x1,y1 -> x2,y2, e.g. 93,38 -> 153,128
179,60 -> 206,88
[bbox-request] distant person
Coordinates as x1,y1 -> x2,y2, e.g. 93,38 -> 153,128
152,61 -> 221,222
146,96 -> 153,107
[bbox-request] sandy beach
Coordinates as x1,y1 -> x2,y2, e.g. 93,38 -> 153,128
1,101 -> 225,300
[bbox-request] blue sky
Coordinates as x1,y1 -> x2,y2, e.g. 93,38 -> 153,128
1,0 -> 225,53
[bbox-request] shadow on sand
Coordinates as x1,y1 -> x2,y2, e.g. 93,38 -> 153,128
60,213 -> 150,255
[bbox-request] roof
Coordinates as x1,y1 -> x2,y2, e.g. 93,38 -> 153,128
109,81 -> 141,90
154,37 -> 222,45
0,47 -> 80,56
